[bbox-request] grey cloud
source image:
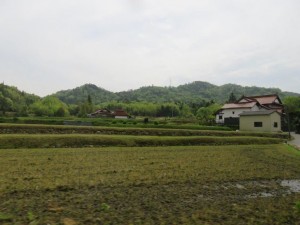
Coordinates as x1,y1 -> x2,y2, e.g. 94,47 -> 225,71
0,0 -> 299,96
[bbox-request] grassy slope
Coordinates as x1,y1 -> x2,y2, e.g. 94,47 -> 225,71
0,145 -> 299,224
0,123 -> 289,139
0,134 -> 283,148
0,117 -> 232,130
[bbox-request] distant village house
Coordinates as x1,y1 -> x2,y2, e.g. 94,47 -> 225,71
88,108 -> 129,119
113,109 -> 129,119
88,108 -> 113,118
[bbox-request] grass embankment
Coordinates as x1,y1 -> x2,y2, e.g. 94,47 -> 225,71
0,117 -> 231,130
0,134 -> 283,148
0,145 -> 299,224
0,123 -> 289,139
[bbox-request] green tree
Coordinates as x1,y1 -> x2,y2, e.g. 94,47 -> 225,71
0,94 -> 13,115
68,104 -> 80,116
157,103 -> 180,117
283,96 -> 300,113
87,94 -> 92,104
196,103 -> 222,125
30,96 -> 69,117
54,106 -> 68,117
78,95 -> 94,117
179,103 -> 194,118
78,102 -> 93,117
227,92 -> 237,103
283,96 -> 300,132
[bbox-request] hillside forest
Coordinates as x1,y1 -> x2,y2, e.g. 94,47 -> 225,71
0,82 -> 300,129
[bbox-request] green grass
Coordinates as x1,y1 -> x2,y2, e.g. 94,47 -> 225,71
0,144 -> 299,224
0,134 -> 283,148
0,116 -> 231,130
0,123 -> 289,139
0,212 -> 13,222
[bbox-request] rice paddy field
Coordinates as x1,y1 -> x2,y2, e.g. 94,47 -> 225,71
0,124 -> 299,224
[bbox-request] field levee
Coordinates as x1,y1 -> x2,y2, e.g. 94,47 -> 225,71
0,123 -> 289,139
0,134 -> 283,149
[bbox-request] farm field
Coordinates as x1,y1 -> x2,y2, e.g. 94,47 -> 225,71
0,144 -> 300,224
0,123 -> 288,149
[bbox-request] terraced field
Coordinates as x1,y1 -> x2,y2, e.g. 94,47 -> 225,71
0,124 -> 299,224
0,123 -> 288,149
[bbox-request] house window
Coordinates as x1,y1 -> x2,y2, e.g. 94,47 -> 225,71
219,115 -> 223,120
232,111 -> 235,114
254,122 -> 263,127
274,122 -> 278,128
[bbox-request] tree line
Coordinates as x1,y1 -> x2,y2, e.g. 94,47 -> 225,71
1,83 -> 300,129
0,83 -> 222,125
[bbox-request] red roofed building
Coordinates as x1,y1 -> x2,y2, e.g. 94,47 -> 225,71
216,94 -> 284,126
88,108 -> 113,118
237,94 -> 283,113
88,108 -> 130,119
112,109 -> 129,119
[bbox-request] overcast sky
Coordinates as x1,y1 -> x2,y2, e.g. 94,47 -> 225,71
0,0 -> 299,96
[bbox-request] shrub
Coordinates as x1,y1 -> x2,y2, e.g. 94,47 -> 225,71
100,203 -> 110,212
296,201 -> 300,213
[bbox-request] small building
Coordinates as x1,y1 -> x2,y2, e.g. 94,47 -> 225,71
239,110 -> 281,132
112,109 -> 129,119
88,108 -> 113,118
88,108 -> 130,119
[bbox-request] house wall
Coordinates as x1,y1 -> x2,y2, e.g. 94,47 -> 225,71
216,105 -> 260,124
240,113 -> 281,132
270,112 -> 281,132
115,116 -> 128,119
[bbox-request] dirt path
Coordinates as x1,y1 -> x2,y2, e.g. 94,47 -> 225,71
289,132 -> 300,148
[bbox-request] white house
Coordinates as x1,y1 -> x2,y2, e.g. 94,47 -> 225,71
216,94 -> 284,126
215,102 -> 261,124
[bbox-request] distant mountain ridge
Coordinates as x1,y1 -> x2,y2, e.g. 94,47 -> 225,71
52,81 -> 300,105
54,84 -> 119,104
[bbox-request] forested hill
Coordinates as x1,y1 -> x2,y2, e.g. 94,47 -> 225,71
53,84 -> 119,104
176,82 -> 300,103
52,81 -> 300,104
1,82 -> 299,109
0,83 -> 40,115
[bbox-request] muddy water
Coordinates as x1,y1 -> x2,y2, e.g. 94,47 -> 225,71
213,179 -> 300,199
281,179 -> 300,192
